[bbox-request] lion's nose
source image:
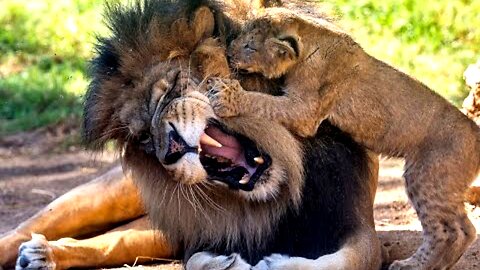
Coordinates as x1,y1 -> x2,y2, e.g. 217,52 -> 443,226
163,123 -> 198,165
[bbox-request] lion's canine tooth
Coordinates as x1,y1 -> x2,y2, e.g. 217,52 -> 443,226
200,133 -> 222,148
254,157 -> 264,164
239,178 -> 249,184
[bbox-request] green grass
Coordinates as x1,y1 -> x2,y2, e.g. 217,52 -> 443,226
321,0 -> 480,104
0,0 -> 105,135
0,0 -> 479,135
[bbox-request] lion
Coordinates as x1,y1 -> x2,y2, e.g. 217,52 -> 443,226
0,1 -> 382,270
205,6 -> 480,270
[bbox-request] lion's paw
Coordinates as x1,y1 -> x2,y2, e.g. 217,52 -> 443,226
253,254 -> 287,270
16,234 -> 55,270
206,77 -> 244,118
186,252 -> 251,270
253,254 -> 321,270
253,254 -> 297,270
389,258 -> 432,270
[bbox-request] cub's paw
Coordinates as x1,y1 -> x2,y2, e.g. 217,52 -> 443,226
206,77 -> 244,118
16,234 -> 55,270
186,252 -> 251,270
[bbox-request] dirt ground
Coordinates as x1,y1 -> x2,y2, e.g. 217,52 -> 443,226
1,125 -> 479,269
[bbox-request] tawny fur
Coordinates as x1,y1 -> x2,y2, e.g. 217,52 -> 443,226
208,7 -> 480,270
84,0 -> 305,262
1,2 -> 381,270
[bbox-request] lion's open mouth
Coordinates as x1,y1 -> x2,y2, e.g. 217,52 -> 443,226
164,121 -> 271,191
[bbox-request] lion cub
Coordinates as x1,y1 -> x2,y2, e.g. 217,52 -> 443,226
207,8 -> 480,270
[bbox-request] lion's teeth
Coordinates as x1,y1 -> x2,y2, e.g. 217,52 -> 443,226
254,157 -> 264,164
200,133 -> 222,148
239,178 -> 249,184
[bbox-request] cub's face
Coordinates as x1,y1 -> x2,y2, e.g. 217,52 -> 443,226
228,18 -> 300,79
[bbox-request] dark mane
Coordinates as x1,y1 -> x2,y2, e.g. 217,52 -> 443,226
89,0 -> 227,80
83,0 -> 239,147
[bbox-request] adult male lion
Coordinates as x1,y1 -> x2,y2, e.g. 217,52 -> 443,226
0,0 -> 380,269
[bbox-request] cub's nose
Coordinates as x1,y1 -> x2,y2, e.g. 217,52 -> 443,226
163,123 -> 198,165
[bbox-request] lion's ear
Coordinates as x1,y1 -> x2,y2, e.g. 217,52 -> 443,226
267,36 -> 300,60
191,6 -> 215,42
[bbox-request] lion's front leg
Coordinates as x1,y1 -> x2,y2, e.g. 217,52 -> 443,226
15,217 -> 172,270
254,227 -> 381,270
253,247 -> 374,270
186,252 -> 252,270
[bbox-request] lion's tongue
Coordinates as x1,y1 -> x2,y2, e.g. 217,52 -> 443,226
201,126 -> 256,175
201,126 -> 242,162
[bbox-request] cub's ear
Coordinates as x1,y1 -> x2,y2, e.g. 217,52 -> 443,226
267,36 -> 300,60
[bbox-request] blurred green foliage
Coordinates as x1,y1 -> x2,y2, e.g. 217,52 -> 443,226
322,0 -> 480,104
0,0 -> 479,135
0,0 -> 105,135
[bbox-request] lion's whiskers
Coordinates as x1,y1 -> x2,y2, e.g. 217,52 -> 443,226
196,75 -> 210,93
195,183 -> 226,213
179,184 -> 195,214
183,185 -> 210,224
187,56 -> 192,95
168,182 -> 179,206
158,183 -> 169,208
176,183 -> 181,219
95,125 -> 129,144
188,185 -> 213,224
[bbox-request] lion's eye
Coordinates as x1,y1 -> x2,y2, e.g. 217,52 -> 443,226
138,131 -> 152,144
138,131 -> 155,156
244,41 -> 257,53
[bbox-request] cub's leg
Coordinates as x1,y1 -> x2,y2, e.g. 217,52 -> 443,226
206,77 -> 324,137
0,166 -> 145,268
390,140 -> 478,270
15,217 -> 173,270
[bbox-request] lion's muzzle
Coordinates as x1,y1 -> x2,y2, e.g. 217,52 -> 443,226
149,88 -> 271,190
163,122 -> 199,165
